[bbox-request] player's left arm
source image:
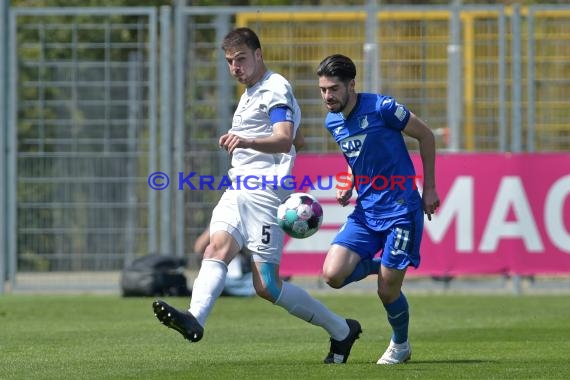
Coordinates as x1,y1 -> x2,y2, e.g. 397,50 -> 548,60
402,113 -> 440,220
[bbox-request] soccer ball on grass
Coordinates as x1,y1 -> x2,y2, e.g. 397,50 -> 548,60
277,192 -> 323,239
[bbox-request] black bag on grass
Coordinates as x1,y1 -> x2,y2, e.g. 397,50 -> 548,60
120,254 -> 191,297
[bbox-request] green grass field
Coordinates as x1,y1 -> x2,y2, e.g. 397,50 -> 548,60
1,293 -> 569,379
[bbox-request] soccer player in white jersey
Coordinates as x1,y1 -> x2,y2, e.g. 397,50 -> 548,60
153,28 -> 361,364
316,54 -> 440,364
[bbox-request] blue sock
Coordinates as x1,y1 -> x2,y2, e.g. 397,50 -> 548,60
383,292 -> 409,344
340,258 -> 381,287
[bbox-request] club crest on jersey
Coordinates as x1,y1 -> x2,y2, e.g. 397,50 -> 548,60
359,115 -> 369,129
232,115 -> 242,127
339,134 -> 366,158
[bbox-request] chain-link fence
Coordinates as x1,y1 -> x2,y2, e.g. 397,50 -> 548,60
3,7 -> 158,292
2,4 -> 569,293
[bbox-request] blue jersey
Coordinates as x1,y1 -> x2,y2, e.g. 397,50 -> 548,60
325,93 -> 422,225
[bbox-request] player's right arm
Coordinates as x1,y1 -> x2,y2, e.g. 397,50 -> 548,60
219,106 -> 295,154
336,165 -> 353,207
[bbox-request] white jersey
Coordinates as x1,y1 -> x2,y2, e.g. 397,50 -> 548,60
228,70 -> 301,184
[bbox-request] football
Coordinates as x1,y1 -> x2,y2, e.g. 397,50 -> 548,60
277,192 -> 323,239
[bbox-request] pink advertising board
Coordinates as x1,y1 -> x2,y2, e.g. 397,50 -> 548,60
280,153 -> 570,277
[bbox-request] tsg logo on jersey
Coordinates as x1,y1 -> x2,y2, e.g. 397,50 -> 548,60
339,134 -> 366,158
359,115 -> 369,129
232,115 -> 242,127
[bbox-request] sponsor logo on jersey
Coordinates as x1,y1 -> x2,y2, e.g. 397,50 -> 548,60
333,126 -> 343,136
339,134 -> 366,158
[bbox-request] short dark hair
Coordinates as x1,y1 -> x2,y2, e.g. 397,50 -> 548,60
316,54 -> 356,82
221,27 -> 262,52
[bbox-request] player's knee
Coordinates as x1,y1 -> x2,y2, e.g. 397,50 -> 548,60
321,269 -> 345,289
326,279 -> 344,289
203,243 -> 224,260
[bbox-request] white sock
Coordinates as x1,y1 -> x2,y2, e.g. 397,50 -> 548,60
188,259 -> 227,327
275,281 -> 349,341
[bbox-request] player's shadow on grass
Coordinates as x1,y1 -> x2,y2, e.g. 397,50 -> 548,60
407,359 -> 492,364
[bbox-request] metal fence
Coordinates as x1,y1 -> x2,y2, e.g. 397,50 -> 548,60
1,4 -> 570,293
3,7 -> 158,292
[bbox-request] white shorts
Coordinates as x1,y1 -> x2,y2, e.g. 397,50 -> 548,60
210,188 -> 290,264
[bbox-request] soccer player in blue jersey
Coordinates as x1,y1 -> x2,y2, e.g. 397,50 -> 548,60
316,54 -> 440,365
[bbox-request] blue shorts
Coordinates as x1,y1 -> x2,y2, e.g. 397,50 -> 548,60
331,208 -> 424,270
